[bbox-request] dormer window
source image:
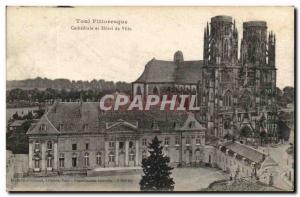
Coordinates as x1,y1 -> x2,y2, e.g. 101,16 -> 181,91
83,124 -> 89,131
40,124 -> 47,131
189,121 -> 196,128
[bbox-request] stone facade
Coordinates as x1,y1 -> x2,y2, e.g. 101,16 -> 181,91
26,102 -> 215,175
214,141 -> 265,179
132,15 -> 278,142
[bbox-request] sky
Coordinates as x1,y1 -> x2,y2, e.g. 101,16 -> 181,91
6,6 -> 294,89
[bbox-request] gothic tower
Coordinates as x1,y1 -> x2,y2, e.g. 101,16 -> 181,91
203,15 -> 238,66
240,21 -> 276,102
202,15 -> 240,137
239,21 -> 277,139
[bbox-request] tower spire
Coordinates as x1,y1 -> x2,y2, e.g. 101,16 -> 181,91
206,22 -> 209,36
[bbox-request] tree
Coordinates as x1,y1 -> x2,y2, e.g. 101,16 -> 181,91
140,136 -> 174,191
25,111 -> 34,120
12,112 -> 20,120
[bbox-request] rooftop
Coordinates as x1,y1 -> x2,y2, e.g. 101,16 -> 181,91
211,15 -> 232,23
9,120 -> 27,127
243,21 -> 267,27
221,141 -> 266,164
134,57 -> 204,84
27,102 -> 205,135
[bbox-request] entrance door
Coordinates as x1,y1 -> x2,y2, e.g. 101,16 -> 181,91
185,150 -> 192,165
119,152 -> 125,167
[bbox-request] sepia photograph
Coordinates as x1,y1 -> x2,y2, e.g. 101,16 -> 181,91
5,6 -> 295,192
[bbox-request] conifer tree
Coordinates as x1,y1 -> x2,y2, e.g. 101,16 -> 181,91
140,136 -> 174,191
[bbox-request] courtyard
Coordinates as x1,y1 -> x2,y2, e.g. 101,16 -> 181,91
8,167 -> 226,191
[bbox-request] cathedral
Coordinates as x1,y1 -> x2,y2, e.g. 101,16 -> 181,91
133,15 -> 278,141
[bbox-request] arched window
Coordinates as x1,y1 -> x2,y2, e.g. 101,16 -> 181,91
224,40 -> 229,57
84,152 -> 89,166
47,141 -> 52,150
224,90 -> 232,107
210,39 -> 215,61
96,152 -> 101,165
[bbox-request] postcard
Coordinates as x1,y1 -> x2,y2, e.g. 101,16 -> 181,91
6,6 -> 295,192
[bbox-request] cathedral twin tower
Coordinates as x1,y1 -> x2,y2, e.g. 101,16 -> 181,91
201,15 -> 277,137
203,15 -> 275,68
133,15 -> 277,139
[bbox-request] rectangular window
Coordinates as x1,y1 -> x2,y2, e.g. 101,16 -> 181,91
47,141 -> 52,150
72,144 -> 77,151
84,157 -> 89,166
83,124 -> 89,131
175,137 -> 180,145
119,142 -> 124,149
47,158 -> 53,168
196,138 -> 201,145
109,141 -> 115,148
238,115 -> 241,121
109,155 -> 115,162
96,156 -> 101,165
142,139 -> 147,146
164,137 -> 169,146
59,158 -> 64,168
40,124 -> 47,131
72,158 -> 77,167
85,143 -> 89,150
186,137 -> 191,145
189,121 -> 195,128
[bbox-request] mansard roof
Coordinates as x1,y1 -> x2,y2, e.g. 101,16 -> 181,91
134,58 -> 204,84
27,102 -> 205,135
